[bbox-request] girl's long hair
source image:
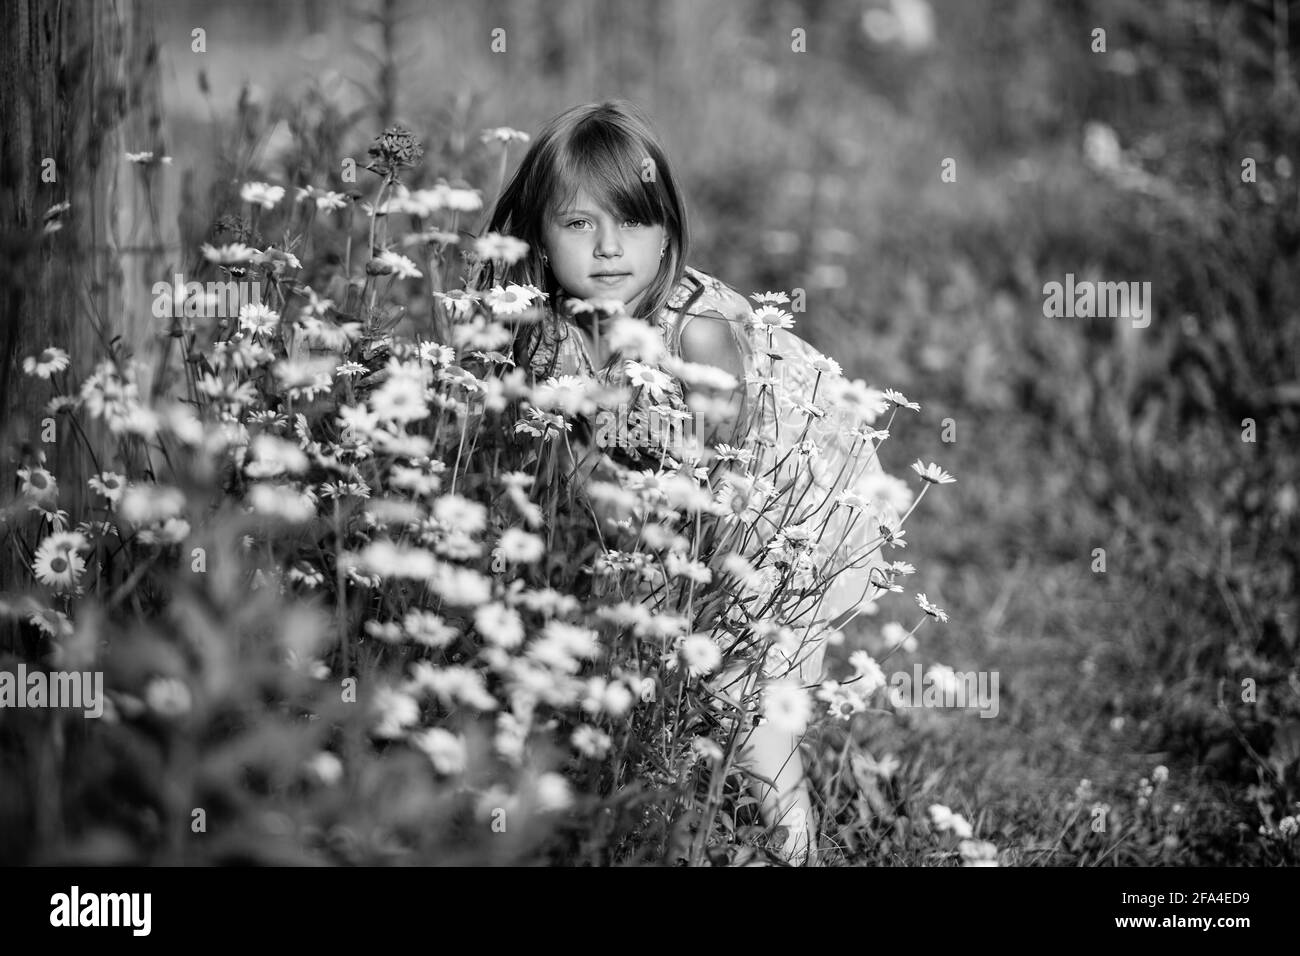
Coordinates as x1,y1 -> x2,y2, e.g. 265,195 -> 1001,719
470,100 -> 704,377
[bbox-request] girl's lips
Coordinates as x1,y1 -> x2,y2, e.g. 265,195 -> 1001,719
592,273 -> 630,285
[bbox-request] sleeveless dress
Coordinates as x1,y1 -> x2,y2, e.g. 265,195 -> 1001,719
520,265 -> 895,687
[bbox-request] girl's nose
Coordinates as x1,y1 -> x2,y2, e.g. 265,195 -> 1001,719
595,226 -> 622,257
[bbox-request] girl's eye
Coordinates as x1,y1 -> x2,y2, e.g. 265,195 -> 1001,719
563,217 -> 644,229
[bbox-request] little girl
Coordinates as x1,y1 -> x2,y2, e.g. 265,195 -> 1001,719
473,100 -> 890,865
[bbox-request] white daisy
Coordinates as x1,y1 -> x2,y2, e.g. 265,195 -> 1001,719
370,374 -> 430,424
958,839 -> 999,867
679,633 -> 723,677
815,680 -> 869,720
926,663 -> 962,697
412,728 -> 467,775
852,425 -> 891,443
665,552 -> 713,584
911,460 -> 956,485
403,228 -> 460,249
371,685 -> 421,739
750,305 -> 795,330
484,283 -> 540,315
296,185 -> 349,212
45,395 -> 76,416
474,232 -> 530,264
286,562 -> 326,589
337,403 -> 381,439
624,361 -> 673,400
22,347 -> 70,379
253,247 -> 301,271
474,603 -> 525,649
571,724 -> 613,759
444,186 -> 483,213
402,610 -> 457,649
28,607 -> 73,639
882,621 -> 917,653
304,751 -> 343,785
433,290 -> 479,320
452,315 -> 512,352
835,489 -> 866,510
691,737 -> 724,761
928,804 -> 974,839
432,493 -> 487,535
144,677 -> 192,717
581,677 -> 635,717
17,467 -> 58,505
762,679 -> 813,734
884,388 -> 921,411
355,540 -> 437,580
832,380 -> 890,421
605,315 -> 667,363
849,651 -> 887,694
247,483 -> 316,522
713,444 -> 753,464
533,772 -> 572,812
119,484 -> 185,525
565,296 -> 624,317
31,532 -> 89,591
375,249 -> 422,280
87,471 -> 126,504
663,357 -> 739,392
238,302 -> 280,337
418,341 -> 456,366
239,181 -> 285,209
790,397 -> 825,419
496,527 -> 545,563
315,190 -> 348,212
201,242 -> 259,264
364,620 -> 404,643
426,563 -> 493,607
480,127 -> 531,146
915,592 -> 949,623
245,434 -> 310,478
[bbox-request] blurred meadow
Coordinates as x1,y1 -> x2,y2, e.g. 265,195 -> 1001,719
1,0 -> 1297,865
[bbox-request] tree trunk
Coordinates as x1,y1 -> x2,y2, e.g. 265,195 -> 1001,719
0,0 -> 171,648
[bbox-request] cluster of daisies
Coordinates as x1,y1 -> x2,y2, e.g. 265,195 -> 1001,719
590,293 -> 960,735
8,153 -> 967,854
13,281 -> 959,748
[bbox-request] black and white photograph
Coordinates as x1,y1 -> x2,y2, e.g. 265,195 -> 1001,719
0,0 -> 1295,927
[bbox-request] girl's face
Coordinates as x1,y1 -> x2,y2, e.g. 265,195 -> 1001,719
542,188 -> 667,314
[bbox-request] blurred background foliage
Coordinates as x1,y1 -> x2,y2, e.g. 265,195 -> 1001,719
2,0 -> 1297,863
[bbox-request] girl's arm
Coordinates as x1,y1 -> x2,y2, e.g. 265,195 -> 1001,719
677,311 -> 750,449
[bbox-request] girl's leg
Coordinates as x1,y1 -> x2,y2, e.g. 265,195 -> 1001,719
743,720 -> 815,865
712,662 -> 816,865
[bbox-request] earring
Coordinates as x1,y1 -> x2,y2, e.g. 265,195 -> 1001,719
659,247 -> 666,259
542,253 -> 549,265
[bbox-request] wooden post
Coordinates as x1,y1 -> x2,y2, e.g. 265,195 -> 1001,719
0,0 -> 171,649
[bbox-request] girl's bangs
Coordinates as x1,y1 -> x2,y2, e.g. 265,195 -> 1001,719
548,141 -> 668,226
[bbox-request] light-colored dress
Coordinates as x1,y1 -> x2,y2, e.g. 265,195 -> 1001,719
522,265 -> 896,687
